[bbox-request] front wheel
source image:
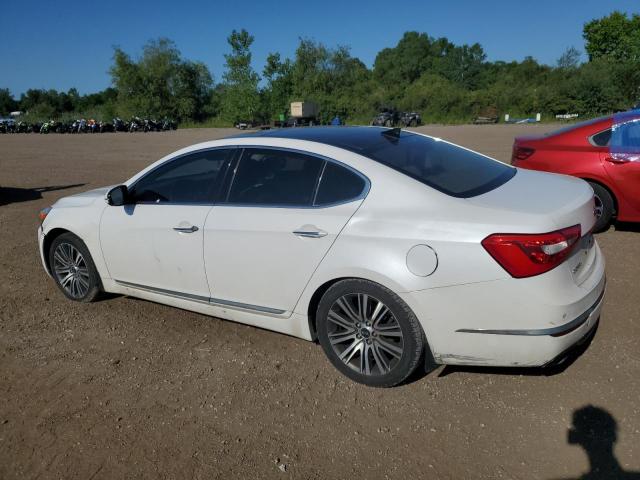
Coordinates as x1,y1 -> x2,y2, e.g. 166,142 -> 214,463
589,182 -> 614,233
49,233 -> 102,302
316,279 -> 425,387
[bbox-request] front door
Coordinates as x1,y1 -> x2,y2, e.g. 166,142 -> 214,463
100,148 -> 234,298
203,148 -> 368,314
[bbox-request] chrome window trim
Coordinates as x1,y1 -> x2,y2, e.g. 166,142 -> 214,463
222,145 -> 371,210
115,279 -> 286,315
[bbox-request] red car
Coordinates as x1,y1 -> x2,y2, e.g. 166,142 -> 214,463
511,112 -> 640,231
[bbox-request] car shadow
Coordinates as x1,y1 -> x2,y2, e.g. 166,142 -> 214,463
614,221 -> 640,233
0,184 -> 86,206
550,406 -> 640,480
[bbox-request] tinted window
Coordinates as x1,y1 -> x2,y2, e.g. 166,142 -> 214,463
228,149 -> 324,206
132,149 -> 232,204
240,128 -> 514,198
361,134 -> 515,197
591,129 -> 611,147
315,162 -> 366,205
612,118 -> 640,151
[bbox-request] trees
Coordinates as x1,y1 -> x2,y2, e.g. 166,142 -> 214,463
5,11 -> 638,126
0,89 -> 18,115
583,11 -> 640,62
291,39 -> 372,122
110,38 -> 213,120
261,52 -> 293,120
220,29 -> 260,123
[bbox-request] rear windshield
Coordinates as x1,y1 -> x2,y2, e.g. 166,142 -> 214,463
361,133 -> 515,198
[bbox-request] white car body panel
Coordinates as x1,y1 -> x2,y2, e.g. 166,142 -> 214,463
203,200 -> 363,314
100,204 -> 213,298
38,131 -> 606,368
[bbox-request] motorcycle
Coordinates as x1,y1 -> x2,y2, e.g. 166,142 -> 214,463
113,117 -> 129,132
129,116 -> 142,132
99,121 -> 114,133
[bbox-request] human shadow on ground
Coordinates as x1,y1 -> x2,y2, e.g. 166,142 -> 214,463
0,184 -> 86,206
551,406 -> 640,480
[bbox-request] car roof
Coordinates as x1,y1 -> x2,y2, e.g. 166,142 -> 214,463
228,126 -> 420,155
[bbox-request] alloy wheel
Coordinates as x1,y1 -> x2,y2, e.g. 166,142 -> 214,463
593,194 -> 603,218
326,293 -> 404,376
53,242 -> 90,299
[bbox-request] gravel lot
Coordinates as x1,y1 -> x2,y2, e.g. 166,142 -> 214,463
1,125 -> 639,479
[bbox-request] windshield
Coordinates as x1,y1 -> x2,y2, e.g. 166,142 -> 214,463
361,132 -> 516,198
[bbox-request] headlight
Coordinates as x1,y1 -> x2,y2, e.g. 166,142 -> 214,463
38,206 -> 52,225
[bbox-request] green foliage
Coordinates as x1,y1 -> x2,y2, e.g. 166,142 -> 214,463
261,52 -> 294,119
220,29 -> 260,123
110,38 -> 213,121
0,88 -> 19,115
584,11 -> 640,62
290,39 -> 372,122
557,47 -> 582,69
4,11 -> 639,126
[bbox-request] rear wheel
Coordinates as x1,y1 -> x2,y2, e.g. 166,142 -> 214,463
49,233 -> 102,302
316,279 -> 425,387
588,182 -> 614,232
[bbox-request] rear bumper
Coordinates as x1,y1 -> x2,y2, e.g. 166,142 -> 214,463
455,284 -> 605,337
400,243 -> 606,367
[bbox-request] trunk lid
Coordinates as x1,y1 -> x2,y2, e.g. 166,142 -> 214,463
468,169 -> 597,284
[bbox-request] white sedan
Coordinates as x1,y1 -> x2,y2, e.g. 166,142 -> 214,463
38,127 -> 606,387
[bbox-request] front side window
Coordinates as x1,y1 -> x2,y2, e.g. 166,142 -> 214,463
228,149 -> 324,206
132,149 -> 233,204
314,162 -> 366,206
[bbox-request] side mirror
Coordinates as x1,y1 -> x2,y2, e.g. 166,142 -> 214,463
106,185 -> 130,206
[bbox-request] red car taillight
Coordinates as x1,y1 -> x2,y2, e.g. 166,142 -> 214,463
513,146 -> 535,162
482,225 -> 581,278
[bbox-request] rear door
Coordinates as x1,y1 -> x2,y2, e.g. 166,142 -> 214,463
600,116 -> 640,214
203,148 -> 368,314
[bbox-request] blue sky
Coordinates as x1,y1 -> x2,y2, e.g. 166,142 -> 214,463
1,0 -> 638,96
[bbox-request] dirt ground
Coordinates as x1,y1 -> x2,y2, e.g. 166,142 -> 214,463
1,125 -> 639,480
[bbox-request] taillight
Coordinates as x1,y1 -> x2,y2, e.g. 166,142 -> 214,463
513,146 -> 535,162
482,225 -> 581,278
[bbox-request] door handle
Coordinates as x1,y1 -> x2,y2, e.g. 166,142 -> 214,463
604,156 -> 630,164
293,229 -> 327,238
173,225 -> 199,233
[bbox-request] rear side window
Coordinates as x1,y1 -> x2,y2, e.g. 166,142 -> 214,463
361,133 -> 515,197
228,149 -> 324,206
590,129 -> 611,147
132,149 -> 232,204
315,162 -> 366,206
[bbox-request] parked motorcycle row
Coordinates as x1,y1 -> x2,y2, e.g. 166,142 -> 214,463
0,117 -> 178,134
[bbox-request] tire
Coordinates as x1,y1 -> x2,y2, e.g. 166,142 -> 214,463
48,233 -> 102,302
316,279 -> 425,387
588,182 -> 614,233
